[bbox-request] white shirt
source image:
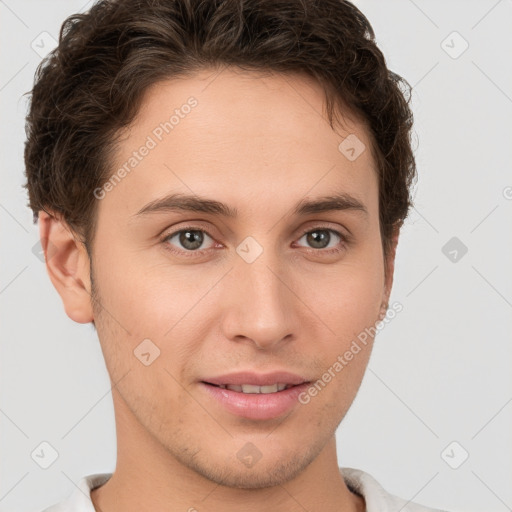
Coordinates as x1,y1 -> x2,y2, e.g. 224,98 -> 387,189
41,467 -> 447,511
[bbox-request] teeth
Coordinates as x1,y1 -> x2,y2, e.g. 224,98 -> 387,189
219,383 -> 291,393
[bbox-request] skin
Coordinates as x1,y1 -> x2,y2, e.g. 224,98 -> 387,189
41,67 -> 398,512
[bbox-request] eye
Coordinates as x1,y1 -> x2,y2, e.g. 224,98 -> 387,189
295,227 -> 345,253
162,227 -> 216,254
160,225 -> 347,258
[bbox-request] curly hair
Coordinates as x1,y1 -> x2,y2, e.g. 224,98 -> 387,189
24,0 -> 416,262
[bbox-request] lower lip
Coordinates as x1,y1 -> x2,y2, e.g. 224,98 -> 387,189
200,382 -> 310,420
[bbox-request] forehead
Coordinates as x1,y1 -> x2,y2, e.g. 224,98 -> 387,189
100,67 -> 378,222
136,67 -> 370,155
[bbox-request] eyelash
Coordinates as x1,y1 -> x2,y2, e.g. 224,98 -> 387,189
160,224 -> 348,258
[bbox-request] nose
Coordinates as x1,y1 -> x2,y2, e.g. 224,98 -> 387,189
219,249 -> 298,351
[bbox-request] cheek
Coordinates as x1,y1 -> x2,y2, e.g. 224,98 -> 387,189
92,242 -> 199,332
293,244 -> 384,394
302,259 -> 384,337
91,253 -> 214,382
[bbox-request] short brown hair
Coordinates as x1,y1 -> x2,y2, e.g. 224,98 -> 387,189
24,0 -> 416,261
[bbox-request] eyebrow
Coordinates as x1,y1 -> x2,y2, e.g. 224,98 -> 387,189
134,192 -> 368,218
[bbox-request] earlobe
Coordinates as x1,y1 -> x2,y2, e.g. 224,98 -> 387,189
38,211 -> 94,324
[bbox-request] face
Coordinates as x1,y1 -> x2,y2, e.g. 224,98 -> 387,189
72,67 -> 394,488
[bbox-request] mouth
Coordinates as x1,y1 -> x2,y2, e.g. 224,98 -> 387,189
201,382 -> 306,394
199,380 -> 312,420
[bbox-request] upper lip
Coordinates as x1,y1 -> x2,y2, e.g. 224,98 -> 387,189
202,371 -> 310,387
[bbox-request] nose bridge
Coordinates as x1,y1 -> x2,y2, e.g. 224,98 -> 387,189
222,237 -> 296,348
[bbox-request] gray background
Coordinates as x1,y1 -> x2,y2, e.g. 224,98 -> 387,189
1,0 -> 511,510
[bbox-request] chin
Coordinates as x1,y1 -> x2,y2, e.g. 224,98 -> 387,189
182,444 -> 318,490
203,463 -> 303,489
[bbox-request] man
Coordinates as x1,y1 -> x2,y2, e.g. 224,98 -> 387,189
24,0 -> 447,510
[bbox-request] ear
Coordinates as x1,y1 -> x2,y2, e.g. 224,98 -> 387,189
38,210 -> 94,324
379,226 -> 400,321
